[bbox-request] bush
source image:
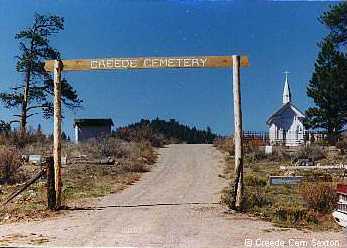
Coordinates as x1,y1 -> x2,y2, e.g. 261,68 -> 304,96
246,150 -> 267,163
0,129 -> 48,148
302,171 -> 333,182
244,139 -> 263,154
336,136 -> 347,151
121,162 -> 150,173
99,138 -> 133,159
273,206 -> 319,225
132,141 -> 157,165
299,182 -> 338,213
243,187 -> 270,210
115,124 -> 166,148
263,146 -> 292,162
221,176 -> 270,211
75,137 -> 134,159
214,137 -> 234,155
0,147 -> 23,184
293,145 -> 326,161
220,185 -> 235,209
244,174 -> 267,187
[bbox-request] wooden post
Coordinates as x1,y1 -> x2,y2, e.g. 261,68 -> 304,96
46,156 -> 56,209
232,55 -> 244,210
53,60 -> 63,210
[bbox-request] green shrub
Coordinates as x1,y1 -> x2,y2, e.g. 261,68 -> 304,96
299,182 -> 338,213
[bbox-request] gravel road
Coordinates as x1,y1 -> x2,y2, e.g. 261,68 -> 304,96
0,144 -> 345,247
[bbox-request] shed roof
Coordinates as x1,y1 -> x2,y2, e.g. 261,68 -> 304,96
74,118 -> 114,127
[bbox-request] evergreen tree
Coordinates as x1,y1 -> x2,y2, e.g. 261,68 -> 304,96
61,131 -> 67,140
320,2 -> 347,49
0,121 -> 11,134
36,124 -> 42,134
306,40 -> 347,143
115,118 -> 218,145
306,3 -> 347,144
0,13 -> 82,135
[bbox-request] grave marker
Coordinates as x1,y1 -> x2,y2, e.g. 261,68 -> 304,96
269,176 -> 304,185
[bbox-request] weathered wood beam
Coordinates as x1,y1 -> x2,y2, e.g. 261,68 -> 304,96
45,56 -> 249,72
53,60 -> 63,210
232,55 -> 244,210
2,168 -> 46,206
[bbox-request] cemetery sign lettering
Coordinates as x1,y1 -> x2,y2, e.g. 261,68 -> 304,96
45,56 -> 249,72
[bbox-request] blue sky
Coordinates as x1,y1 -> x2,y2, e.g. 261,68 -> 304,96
0,0 -> 338,137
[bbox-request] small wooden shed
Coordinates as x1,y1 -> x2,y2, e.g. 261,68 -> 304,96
73,118 -> 114,143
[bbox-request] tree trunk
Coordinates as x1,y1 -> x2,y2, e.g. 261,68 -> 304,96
327,132 -> 338,145
326,126 -> 339,145
20,67 -> 31,136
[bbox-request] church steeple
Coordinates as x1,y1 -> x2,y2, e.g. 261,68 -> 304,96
282,71 -> 291,105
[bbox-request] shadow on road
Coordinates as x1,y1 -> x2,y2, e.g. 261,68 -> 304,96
63,202 -> 219,211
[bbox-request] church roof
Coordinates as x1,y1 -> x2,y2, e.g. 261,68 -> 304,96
266,102 -> 305,126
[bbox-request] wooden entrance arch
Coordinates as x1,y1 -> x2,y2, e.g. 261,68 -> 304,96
44,55 -> 249,210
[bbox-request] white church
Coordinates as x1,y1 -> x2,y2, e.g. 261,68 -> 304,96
266,73 -> 306,146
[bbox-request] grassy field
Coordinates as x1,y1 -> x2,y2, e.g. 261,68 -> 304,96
0,138 -> 157,224
215,138 -> 345,231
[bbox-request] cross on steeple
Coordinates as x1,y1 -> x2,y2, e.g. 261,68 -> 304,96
284,71 -> 290,80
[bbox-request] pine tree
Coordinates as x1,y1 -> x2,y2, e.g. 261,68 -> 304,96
0,121 -> 11,133
306,40 -> 347,143
306,3 -> 347,144
320,2 -> 347,49
61,131 -> 67,140
0,13 -> 82,135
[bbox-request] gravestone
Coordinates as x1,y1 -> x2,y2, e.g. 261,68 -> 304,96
265,145 -> 272,155
269,176 -> 303,185
28,155 -> 43,165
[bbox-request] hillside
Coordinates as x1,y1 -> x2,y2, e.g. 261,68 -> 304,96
114,118 -> 217,147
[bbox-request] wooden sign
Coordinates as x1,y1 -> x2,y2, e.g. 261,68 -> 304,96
45,56 -> 249,72
269,176 -> 304,185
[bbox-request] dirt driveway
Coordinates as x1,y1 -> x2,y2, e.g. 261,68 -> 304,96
0,144 -> 345,247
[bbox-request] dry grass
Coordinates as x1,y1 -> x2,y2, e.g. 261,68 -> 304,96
62,164 -> 142,204
0,137 -> 157,225
215,137 -> 343,231
0,179 -> 59,225
0,147 -> 25,184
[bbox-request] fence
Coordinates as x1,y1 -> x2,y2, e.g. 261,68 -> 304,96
242,130 -> 328,146
242,131 -> 269,145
